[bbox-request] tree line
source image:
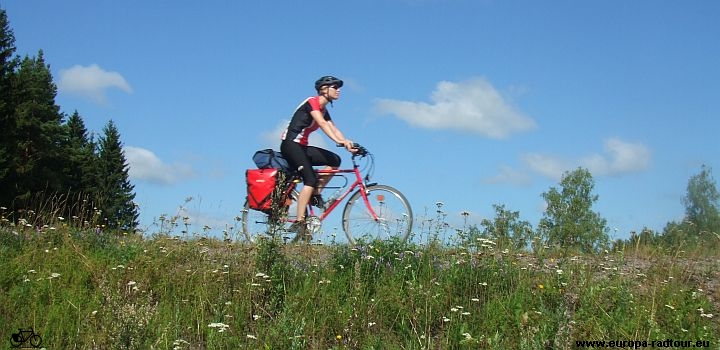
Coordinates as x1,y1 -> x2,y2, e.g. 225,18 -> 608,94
467,165 -> 720,254
0,9 -> 137,231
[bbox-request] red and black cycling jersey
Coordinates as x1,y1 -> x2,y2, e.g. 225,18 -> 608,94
281,96 -> 331,146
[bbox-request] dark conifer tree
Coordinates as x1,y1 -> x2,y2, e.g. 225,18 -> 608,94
96,120 -> 138,231
7,51 -> 67,208
0,9 -> 19,206
64,111 -> 99,218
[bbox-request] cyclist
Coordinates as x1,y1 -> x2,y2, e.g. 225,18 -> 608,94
280,75 -> 357,236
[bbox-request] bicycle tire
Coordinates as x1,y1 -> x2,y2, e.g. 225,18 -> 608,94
9,336 -> 22,348
342,184 -> 413,244
240,190 -> 301,243
30,335 -> 42,347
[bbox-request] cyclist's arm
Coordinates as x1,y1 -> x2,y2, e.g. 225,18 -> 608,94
310,110 -> 354,151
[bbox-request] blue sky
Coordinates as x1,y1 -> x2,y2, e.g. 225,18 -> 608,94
4,1 -> 719,241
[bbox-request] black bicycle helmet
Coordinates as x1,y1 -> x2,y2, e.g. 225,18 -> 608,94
315,75 -> 344,91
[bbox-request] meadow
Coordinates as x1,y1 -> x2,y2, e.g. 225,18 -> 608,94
1,210 -> 719,349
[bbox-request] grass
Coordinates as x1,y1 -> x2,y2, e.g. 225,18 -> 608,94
1,215 -> 719,349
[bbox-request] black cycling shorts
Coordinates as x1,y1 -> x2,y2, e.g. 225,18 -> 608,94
280,140 -> 341,187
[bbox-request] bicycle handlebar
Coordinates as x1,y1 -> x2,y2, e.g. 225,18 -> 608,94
336,142 -> 368,156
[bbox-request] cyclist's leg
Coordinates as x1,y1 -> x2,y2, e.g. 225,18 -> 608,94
306,146 -> 341,195
280,140 -> 319,222
296,185 -> 314,220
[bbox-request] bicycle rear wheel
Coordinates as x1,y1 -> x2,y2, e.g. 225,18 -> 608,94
9,334 -> 22,348
240,190 -> 301,243
342,184 -> 413,244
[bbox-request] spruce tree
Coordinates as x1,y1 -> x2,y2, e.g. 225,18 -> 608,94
0,9 -> 18,206
63,111 -> 99,218
0,9 -> 16,109
7,51 -> 67,208
96,120 -> 138,231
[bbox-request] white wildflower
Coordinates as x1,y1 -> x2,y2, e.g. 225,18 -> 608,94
208,322 -> 230,332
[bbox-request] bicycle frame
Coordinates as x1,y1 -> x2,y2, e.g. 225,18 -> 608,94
286,156 -> 378,223
14,329 -> 33,340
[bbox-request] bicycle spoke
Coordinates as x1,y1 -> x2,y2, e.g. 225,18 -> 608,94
342,185 -> 413,244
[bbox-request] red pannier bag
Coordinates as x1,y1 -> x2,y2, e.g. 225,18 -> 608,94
246,168 -> 280,212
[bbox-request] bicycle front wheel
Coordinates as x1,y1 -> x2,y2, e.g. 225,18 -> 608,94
30,335 -> 42,347
342,184 -> 413,244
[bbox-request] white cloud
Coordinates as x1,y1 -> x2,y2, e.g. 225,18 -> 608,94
523,138 -> 651,179
482,164 -> 532,186
374,78 -> 536,138
58,64 -> 133,103
521,153 -> 572,180
601,138 -> 652,173
124,146 -> 195,185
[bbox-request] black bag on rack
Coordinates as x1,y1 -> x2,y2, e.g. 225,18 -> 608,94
252,149 -> 292,173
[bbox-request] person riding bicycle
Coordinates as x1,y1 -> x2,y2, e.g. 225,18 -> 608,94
280,75 -> 357,236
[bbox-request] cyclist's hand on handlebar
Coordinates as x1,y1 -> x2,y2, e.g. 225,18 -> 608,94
337,141 -> 368,156
337,140 -> 358,153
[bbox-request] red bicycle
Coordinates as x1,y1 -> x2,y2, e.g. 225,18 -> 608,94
241,144 -> 413,244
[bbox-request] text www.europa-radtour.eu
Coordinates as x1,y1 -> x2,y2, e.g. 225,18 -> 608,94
575,339 -> 711,348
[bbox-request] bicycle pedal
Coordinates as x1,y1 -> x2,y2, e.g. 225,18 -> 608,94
310,194 -> 326,208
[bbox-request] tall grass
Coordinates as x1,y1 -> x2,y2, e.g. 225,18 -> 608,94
1,209 -> 718,349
